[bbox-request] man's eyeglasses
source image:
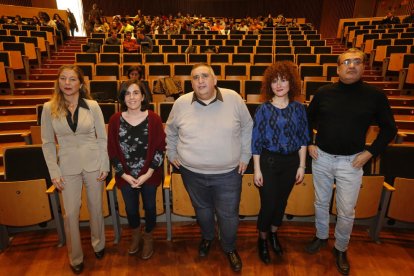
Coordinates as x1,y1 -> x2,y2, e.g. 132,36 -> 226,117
340,59 -> 363,66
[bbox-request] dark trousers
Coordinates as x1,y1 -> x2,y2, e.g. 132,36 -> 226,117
257,150 -> 299,232
180,166 -> 242,252
120,183 -> 157,233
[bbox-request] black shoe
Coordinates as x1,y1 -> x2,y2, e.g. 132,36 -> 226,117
198,239 -> 212,257
227,250 -> 242,272
305,236 -> 328,254
257,238 -> 271,264
94,248 -> 105,259
268,231 -> 283,256
333,247 -> 350,275
70,262 -> 84,274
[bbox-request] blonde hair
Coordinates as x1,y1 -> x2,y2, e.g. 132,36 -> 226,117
50,65 -> 92,118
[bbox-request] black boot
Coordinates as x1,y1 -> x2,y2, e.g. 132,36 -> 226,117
257,238 -> 271,264
269,231 -> 283,256
333,247 -> 350,275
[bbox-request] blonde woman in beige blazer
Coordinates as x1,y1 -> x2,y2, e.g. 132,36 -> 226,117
41,65 -> 109,274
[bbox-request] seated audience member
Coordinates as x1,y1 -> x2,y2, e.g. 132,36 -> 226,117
403,8 -> 414,23
136,29 -> 153,53
101,17 -> 110,33
31,16 -> 42,26
121,66 -> 152,104
381,11 -> 401,25
123,32 -> 139,53
119,18 -> 135,34
105,30 -> 121,45
93,17 -> 105,33
237,20 -> 249,32
211,20 -> 224,32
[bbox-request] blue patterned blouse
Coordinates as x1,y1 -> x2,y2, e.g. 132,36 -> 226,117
252,101 -> 310,155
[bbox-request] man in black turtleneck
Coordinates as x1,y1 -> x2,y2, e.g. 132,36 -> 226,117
305,48 -> 397,275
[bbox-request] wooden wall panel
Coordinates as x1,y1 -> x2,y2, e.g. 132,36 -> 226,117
320,0 -> 356,39
0,0 -> 31,6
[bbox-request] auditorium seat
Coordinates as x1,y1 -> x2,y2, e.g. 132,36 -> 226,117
331,175 -> 393,242
1,145 -> 65,248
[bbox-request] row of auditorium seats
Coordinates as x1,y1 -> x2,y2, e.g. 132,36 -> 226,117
76,52 -> 337,65
90,30 -> 320,41
1,142 -> 413,248
82,43 -> 331,54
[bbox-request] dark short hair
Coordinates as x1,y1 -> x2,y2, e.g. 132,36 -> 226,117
261,61 -> 300,102
126,65 -> 143,80
118,79 -> 149,111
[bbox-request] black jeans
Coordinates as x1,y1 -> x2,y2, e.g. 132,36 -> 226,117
257,150 -> 299,232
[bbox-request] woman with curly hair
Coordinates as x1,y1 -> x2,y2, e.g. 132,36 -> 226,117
251,61 -> 309,264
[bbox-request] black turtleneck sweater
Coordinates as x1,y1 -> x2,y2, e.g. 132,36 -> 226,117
307,80 -> 397,156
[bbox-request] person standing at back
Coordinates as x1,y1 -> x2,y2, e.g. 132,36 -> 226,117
305,48 -> 397,275
165,63 -> 253,272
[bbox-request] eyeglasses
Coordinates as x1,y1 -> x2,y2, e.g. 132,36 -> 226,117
340,59 -> 363,66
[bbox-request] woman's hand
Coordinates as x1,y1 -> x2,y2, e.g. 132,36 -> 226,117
134,170 -> 154,188
97,171 -> 108,181
254,170 -> 263,187
52,177 -> 66,191
295,167 -> 305,184
121,173 -> 139,187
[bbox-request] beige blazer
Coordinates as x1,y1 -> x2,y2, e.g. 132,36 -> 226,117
41,99 -> 109,180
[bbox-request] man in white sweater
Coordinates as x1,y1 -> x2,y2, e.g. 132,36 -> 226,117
166,64 -> 253,272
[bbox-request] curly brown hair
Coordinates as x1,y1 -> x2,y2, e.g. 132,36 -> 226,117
261,61 -> 300,102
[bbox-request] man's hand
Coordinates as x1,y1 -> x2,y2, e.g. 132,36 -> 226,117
352,150 -> 372,169
308,145 -> 318,160
238,161 -> 247,175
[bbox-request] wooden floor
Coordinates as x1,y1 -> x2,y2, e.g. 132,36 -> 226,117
1,221 -> 413,275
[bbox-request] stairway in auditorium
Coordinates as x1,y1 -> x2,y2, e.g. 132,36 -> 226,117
0,37 -> 85,180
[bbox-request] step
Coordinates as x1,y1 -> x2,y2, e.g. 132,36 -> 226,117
388,97 -> 414,107
13,88 -> 54,96
49,56 -> 76,60
30,68 -> 59,74
0,119 -> 37,131
41,63 -> 70,69
51,52 -> 76,57
0,95 -> 50,106
14,81 -> 54,89
392,106 -> 414,115
0,106 -> 37,115
44,59 -> 75,64
362,75 -> 383,81
383,89 -> 401,96
28,74 -> 58,81
366,81 -> 399,90
0,130 -> 27,143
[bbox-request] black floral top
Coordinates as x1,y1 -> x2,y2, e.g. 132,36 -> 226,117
113,115 -> 163,178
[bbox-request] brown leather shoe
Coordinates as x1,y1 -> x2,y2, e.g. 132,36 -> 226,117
333,247 -> 350,275
128,228 -> 142,255
141,231 -> 154,260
